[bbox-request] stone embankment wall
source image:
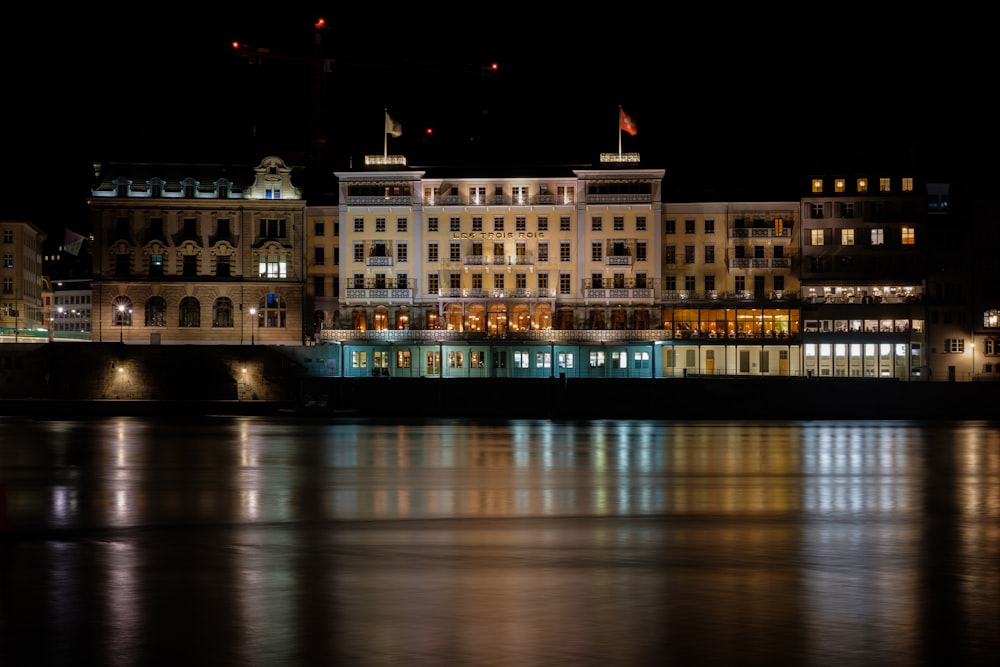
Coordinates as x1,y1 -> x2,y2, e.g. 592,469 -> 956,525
3,343 -> 1000,420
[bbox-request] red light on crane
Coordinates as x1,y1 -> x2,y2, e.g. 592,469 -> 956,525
315,18 -> 327,29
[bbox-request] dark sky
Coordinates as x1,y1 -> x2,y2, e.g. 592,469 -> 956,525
2,6 -> 994,238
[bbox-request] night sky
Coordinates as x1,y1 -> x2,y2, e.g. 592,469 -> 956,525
2,6 -> 994,240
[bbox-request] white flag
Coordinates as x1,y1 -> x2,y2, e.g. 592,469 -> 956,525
64,228 -> 86,256
385,112 -> 402,138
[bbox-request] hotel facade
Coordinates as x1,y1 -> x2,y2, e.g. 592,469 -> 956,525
301,153 -> 929,381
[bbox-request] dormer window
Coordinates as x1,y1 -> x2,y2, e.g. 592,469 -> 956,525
114,177 -> 131,197
811,179 -> 823,193
834,179 -> 846,193
216,179 -> 231,199
181,178 -> 198,198
148,178 -> 164,198
266,187 -> 280,199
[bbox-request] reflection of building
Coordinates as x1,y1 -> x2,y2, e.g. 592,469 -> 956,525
88,156 -> 306,345
0,220 -> 46,335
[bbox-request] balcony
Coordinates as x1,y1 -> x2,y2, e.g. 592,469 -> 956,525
345,195 -> 412,205
586,193 -> 652,204
437,287 -> 557,299
344,287 -> 413,303
584,287 -> 654,302
366,255 -> 393,267
662,290 -> 798,303
729,228 -> 791,238
463,254 -> 534,267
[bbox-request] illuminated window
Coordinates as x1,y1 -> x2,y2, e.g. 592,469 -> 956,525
985,309 -> 1000,328
258,254 -> 287,279
857,178 -> 868,192
902,177 -> 913,191
811,229 -> 824,246
901,227 -> 915,245
835,179 -> 845,192
841,229 -> 854,245
879,178 -> 891,192
871,229 -> 884,245
811,179 -> 823,193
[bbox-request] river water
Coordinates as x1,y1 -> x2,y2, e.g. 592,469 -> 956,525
1,416 -> 998,666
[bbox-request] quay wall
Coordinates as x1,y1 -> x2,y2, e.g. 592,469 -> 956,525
1,343 -> 999,420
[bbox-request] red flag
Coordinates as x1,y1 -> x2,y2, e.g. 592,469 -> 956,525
620,109 -> 638,136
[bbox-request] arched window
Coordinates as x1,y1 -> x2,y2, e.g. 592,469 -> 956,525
179,297 -> 200,327
213,297 -> 233,327
258,293 -> 286,328
112,296 -> 134,326
145,296 -> 166,326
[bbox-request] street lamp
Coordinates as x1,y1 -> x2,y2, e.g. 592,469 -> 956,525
249,307 -> 257,346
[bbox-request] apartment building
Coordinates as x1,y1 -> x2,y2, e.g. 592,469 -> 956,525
87,156 -> 307,345
798,171 -> 928,378
0,220 -> 46,335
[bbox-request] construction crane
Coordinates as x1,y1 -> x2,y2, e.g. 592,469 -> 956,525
231,18 -> 498,183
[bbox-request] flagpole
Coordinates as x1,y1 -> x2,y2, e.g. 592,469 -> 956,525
618,106 -> 622,155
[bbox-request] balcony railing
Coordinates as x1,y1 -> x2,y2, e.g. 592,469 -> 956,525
584,288 -> 654,301
345,195 -> 412,205
366,256 -> 393,267
729,228 -> 791,238
317,328 -> 802,344
344,288 -> 413,302
463,254 -> 534,267
662,290 -> 798,303
586,194 -> 652,204
437,287 -> 557,299
605,255 -> 633,266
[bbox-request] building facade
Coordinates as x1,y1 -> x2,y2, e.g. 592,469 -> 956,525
87,156 -> 307,345
0,219 -> 46,338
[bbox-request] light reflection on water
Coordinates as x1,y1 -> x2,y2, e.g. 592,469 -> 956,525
0,417 -> 998,666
